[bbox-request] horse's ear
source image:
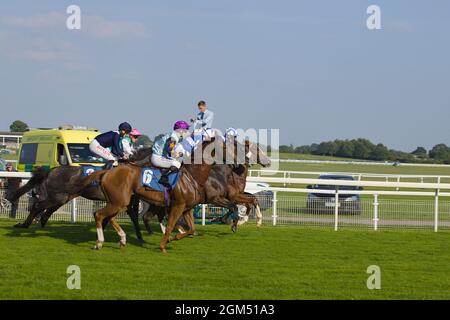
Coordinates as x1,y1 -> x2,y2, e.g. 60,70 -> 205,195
233,164 -> 246,175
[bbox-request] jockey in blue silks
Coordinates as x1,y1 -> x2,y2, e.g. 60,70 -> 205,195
89,122 -> 132,169
222,127 -> 238,142
152,120 -> 191,187
191,100 -> 214,131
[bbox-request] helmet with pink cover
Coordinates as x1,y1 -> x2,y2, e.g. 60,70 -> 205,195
130,128 -> 142,137
173,120 -> 190,131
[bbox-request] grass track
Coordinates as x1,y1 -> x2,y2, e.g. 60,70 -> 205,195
0,219 -> 449,300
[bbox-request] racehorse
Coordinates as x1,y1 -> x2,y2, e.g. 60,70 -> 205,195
68,139 -> 253,252
142,140 -> 271,234
6,148 -> 154,242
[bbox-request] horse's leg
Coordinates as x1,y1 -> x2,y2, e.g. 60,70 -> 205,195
40,205 -> 62,227
142,210 -> 154,234
93,204 -> 119,250
159,204 -> 184,253
185,209 -> 198,236
109,216 -> 127,248
127,195 -> 143,243
14,200 -> 51,228
255,204 -> 263,227
173,210 -> 196,241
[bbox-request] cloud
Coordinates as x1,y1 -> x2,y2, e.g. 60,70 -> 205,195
1,37 -> 78,62
0,12 -> 150,39
83,15 -> 150,39
387,22 -> 414,33
0,12 -> 65,28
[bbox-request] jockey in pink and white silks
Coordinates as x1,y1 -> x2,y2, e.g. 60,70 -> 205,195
121,128 -> 142,158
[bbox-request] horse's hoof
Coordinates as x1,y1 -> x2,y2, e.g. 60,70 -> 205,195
137,238 -> 145,245
14,223 -> 27,228
119,241 -> 126,248
160,248 -> 167,254
93,243 -> 103,250
231,225 -> 237,233
193,231 -> 199,236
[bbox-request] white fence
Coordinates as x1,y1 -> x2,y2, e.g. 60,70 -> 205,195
248,169 -> 450,186
1,172 -> 450,232
271,158 -> 450,168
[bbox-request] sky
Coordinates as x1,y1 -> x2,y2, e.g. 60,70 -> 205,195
0,0 -> 449,152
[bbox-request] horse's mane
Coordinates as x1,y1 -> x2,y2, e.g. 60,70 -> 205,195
129,147 -> 152,162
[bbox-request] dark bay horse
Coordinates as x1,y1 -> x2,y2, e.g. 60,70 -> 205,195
6,148 -> 153,241
143,140 -> 271,233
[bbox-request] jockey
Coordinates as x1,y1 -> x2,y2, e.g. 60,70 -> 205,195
191,100 -> 214,131
89,122 -> 132,168
151,121 -> 191,186
121,128 -> 142,157
223,127 -> 238,142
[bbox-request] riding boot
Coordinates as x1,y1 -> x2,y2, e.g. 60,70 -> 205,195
104,160 -> 115,170
159,166 -> 179,188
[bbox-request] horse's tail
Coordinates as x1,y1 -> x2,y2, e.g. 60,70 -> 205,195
6,167 -> 49,202
66,170 -> 108,194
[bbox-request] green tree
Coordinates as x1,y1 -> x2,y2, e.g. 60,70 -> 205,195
429,144 -> 450,162
411,147 -> 428,158
10,120 -> 29,132
369,143 -> 390,161
352,139 -> 374,159
279,144 -> 294,153
336,140 -> 355,158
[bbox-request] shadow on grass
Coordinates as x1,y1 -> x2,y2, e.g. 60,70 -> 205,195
0,218 -> 238,248
0,220 -> 159,246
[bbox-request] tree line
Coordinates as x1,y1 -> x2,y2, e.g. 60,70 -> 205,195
278,138 -> 450,164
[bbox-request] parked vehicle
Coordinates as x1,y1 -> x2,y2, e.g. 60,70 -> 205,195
306,175 -> 363,215
0,149 -> 13,155
17,126 -> 103,172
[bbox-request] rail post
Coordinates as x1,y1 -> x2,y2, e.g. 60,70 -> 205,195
373,194 -> 379,231
272,191 -> 278,226
71,198 -> 77,223
434,189 -> 439,232
334,189 -> 339,231
396,176 -> 400,191
201,204 -> 206,226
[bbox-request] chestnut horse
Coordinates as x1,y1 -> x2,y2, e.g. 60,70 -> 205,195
143,140 -> 271,233
69,139 -> 236,252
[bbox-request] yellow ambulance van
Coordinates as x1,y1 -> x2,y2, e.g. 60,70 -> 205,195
17,126 -> 105,172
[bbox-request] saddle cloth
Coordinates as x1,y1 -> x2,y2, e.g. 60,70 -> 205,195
82,166 -> 103,176
141,168 -> 180,192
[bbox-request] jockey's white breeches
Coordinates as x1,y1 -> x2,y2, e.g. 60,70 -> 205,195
89,139 -> 117,162
151,154 -> 182,169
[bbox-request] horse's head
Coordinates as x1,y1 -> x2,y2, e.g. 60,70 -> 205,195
242,140 -> 271,167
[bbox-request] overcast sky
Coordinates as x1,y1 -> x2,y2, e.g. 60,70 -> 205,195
0,1 -> 449,151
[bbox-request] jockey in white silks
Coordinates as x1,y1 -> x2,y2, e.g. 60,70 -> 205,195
89,122 -> 132,169
151,121 -> 192,187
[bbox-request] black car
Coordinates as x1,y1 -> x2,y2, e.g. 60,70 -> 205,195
306,175 -> 362,215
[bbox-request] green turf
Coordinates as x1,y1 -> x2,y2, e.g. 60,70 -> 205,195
0,219 -> 449,300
